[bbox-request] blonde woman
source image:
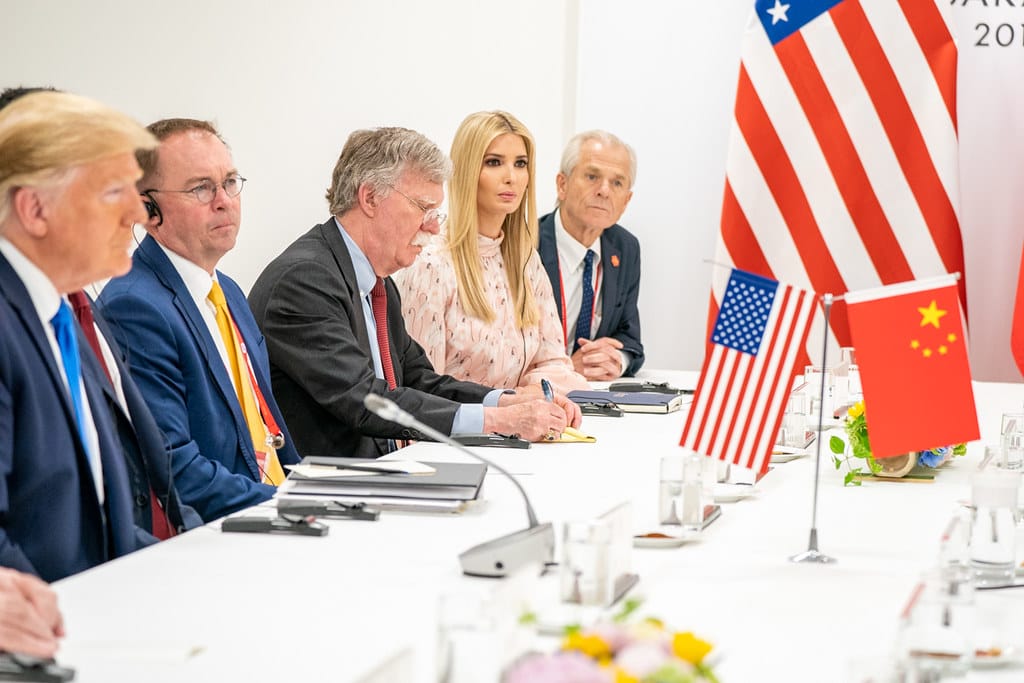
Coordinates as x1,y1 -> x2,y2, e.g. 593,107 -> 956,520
396,111 -> 588,394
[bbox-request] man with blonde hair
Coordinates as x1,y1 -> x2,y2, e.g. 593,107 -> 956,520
0,91 -> 156,581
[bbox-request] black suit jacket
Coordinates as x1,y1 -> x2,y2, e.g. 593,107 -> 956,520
538,211 -> 644,375
248,219 -> 493,458
89,298 -> 201,534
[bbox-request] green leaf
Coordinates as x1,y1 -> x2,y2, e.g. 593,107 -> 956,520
612,597 -> 642,623
843,470 -> 862,486
832,456 -> 842,470
518,612 -> 537,625
829,435 -> 846,454
564,623 -> 581,635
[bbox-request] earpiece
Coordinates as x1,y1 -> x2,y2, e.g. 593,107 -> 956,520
141,190 -> 163,227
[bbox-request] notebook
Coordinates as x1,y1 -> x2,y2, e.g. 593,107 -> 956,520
567,390 -> 685,414
287,457 -> 487,501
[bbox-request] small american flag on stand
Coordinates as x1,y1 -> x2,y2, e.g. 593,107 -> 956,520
681,268 -> 817,475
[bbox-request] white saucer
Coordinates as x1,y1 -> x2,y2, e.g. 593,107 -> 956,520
973,646 -> 1019,669
714,483 -> 756,503
771,446 -> 810,463
633,533 -> 693,548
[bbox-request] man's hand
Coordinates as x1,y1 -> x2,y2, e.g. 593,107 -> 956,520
484,399 -> 569,442
499,387 -> 583,429
0,569 -> 64,658
571,337 -> 624,381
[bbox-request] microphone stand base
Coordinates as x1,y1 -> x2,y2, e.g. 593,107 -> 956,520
459,522 -> 555,578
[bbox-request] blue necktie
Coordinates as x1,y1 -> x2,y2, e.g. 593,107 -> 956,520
573,249 -> 596,352
51,301 -> 92,463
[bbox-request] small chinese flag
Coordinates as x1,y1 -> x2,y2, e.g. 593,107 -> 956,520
845,274 -> 979,459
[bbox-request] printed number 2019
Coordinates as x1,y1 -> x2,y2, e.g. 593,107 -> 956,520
975,23 -> 1024,47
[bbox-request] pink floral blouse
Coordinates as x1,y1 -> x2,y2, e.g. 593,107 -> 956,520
395,232 -> 589,394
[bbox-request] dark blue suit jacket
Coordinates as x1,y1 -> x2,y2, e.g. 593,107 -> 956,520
538,212 -> 644,375
0,254 -> 146,582
97,235 -> 300,522
88,297 -> 202,534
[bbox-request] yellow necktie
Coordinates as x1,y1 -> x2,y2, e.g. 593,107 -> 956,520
208,282 -> 285,485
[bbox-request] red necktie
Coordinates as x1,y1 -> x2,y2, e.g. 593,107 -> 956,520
68,290 -> 176,540
370,278 -> 398,390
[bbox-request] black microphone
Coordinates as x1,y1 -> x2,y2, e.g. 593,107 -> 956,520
363,393 -> 554,578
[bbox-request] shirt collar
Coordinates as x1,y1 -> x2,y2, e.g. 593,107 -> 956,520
554,209 -> 602,271
334,217 -> 377,297
156,241 -> 220,302
0,237 -> 63,323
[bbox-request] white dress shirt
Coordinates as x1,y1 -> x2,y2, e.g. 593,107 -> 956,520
157,242 -> 238,394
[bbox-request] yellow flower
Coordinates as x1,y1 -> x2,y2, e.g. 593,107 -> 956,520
847,401 -> 865,419
612,667 -> 640,683
562,632 -> 612,660
672,631 -> 713,664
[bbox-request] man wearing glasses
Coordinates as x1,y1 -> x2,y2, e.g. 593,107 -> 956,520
248,127 -> 580,459
98,119 -> 299,522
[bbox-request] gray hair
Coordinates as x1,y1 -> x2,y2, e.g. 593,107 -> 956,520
559,129 -> 637,188
326,127 -> 452,216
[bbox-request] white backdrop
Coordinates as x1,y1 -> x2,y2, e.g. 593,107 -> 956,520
2,0 -> 1021,379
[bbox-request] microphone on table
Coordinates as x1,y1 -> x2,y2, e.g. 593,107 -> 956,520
363,393 -> 555,578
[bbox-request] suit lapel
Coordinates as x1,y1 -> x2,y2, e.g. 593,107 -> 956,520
596,232 -> 622,340
0,254 -> 87,436
319,221 -> 373,349
138,237 -> 246,424
537,215 -> 564,321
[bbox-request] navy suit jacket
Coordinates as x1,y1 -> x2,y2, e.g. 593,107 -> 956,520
97,235 -> 300,522
248,220 -> 493,459
537,212 -> 644,375
88,297 -> 202,534
0,253 -> 146,582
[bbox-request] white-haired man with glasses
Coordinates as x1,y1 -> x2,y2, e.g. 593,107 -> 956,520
248,127 -> 581,459
98,119 -> 300,523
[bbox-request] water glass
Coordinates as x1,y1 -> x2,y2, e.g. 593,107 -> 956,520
804,365 -> 837,423
898,567 -> 975,678
778,391 -> 811,447
560,519 -> 612,606
840,347 -> 862,402
1000,412 -> 1024,470
969,469 -> 1019,587
658,453 -> 703,532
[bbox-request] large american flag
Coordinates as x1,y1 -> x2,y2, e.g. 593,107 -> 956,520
682,268 -> 817,475
712,0 -> 962,366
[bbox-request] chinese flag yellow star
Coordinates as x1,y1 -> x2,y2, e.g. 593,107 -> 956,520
918,300 -> 947,328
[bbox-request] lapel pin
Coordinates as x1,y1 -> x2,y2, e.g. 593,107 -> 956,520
611,254 -> 620,267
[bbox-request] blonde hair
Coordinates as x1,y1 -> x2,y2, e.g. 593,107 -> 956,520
0,92 -> 157,224
447,111 -> 539,329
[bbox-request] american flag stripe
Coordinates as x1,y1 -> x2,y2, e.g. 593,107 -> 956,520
714,0 -> 962,367
898,0 -> 956,125
682,275 -> 817,475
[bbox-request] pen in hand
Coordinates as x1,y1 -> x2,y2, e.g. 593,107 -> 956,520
540,378 -> 559,441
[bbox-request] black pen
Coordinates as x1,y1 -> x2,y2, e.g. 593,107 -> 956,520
541,378 -> 554,402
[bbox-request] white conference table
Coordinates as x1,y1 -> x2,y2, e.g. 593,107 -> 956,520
52,371 -> 1024,682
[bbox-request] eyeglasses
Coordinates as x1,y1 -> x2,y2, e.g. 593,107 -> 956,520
147,174 -> 247,204
390,185 -> 446,226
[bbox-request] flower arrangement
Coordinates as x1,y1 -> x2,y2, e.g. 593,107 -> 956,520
829,401 -> 966,486
504,600 -> 718,683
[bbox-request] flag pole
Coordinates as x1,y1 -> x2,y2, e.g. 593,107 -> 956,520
790,292 -> 837,565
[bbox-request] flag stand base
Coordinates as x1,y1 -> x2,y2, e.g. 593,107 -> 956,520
789,529 -> 835,564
